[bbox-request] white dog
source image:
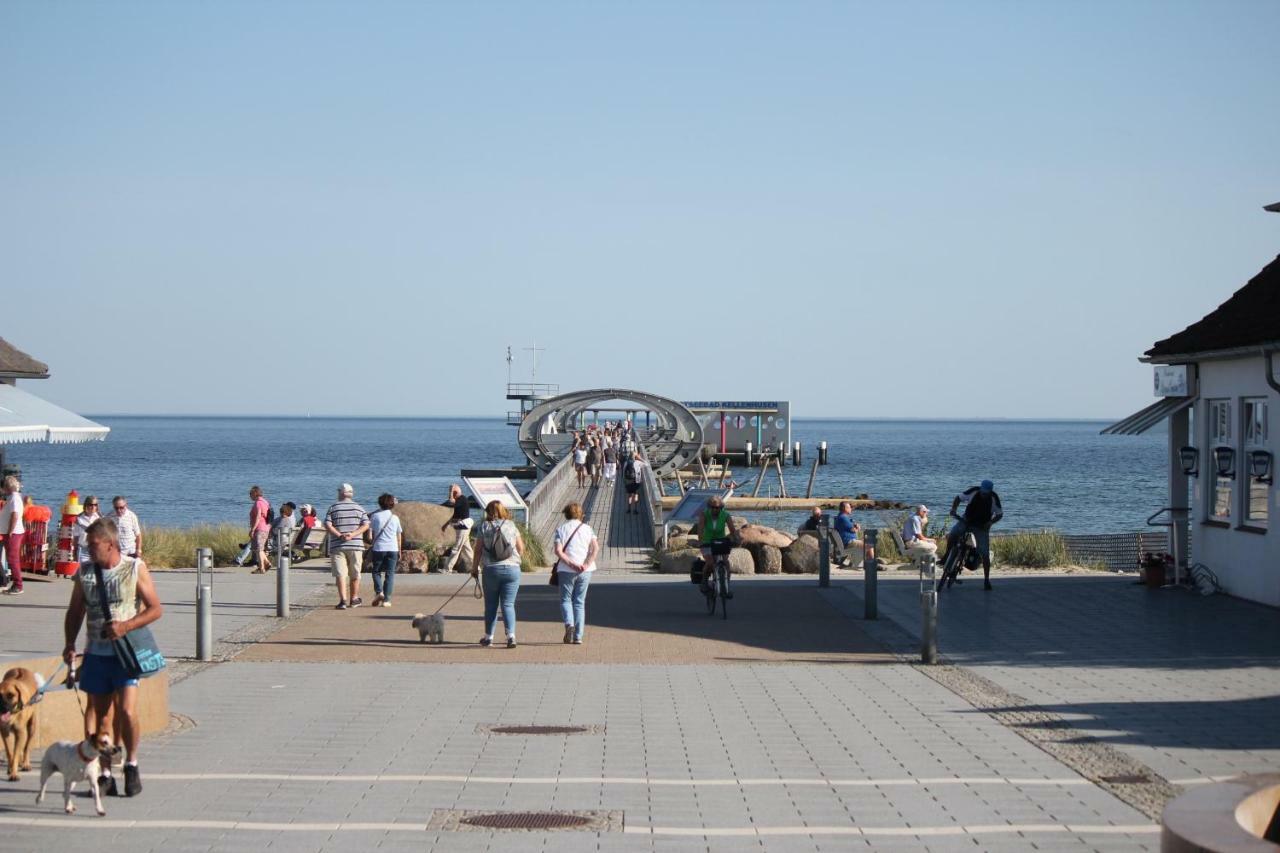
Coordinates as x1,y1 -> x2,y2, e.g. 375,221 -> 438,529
411,612 -> 445,644
37,733 -> 119,816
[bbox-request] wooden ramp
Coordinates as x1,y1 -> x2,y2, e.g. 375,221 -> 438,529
536,474 -> 653,572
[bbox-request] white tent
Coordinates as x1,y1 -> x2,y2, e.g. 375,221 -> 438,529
0,384 -> 109,445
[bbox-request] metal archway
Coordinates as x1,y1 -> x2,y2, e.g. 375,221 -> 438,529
517,388 -> 704,478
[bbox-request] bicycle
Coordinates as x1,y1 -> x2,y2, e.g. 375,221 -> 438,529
937,513 -> 979,592
701,538 -> 734,619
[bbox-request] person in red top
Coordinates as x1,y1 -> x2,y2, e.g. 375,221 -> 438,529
247,486 -> 271,574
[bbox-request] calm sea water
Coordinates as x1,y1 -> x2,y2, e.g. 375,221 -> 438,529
8,417 -> 1163,534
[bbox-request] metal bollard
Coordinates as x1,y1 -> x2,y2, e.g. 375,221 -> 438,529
195,547 -> 213,662
276,526 -> 290,618
817,517 -> 830,588
818,440 -> 828,465
744,442 -> 753,467
792,441 -> 801,466
920,556 -> 938,664
864,529 -> 878,620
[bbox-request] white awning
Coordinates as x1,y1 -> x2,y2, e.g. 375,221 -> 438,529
1101,396 -> 1194,436
0,384 -> 109,445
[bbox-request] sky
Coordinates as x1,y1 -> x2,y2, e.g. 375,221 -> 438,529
2,0 -> 1278,419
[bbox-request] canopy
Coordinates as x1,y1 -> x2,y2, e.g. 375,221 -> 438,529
0,384 -> 109,444
1101,396 -> 1194,436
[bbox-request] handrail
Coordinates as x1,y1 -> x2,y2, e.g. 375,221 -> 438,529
1146,506 -> 1190,527
635,439 -> 664,547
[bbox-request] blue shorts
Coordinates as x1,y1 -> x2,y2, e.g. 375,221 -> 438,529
79,653 -> 139,695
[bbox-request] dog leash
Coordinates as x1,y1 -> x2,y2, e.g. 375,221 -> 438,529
432,575 -> 482,617
29,660 -> 66,705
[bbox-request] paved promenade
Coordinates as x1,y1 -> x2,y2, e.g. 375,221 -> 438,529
0,567 -> 1274,851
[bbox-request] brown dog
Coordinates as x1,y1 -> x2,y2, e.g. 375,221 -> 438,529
0,667 -> 40,781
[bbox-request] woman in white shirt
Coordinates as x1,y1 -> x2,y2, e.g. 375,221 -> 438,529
75,496 -> 101,564
368,493 -> 403,608
554,502 -> 599,645
1,475 -> 25,594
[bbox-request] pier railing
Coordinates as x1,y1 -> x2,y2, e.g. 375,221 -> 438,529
524,453 -> 577,549
635,437 -> 664,547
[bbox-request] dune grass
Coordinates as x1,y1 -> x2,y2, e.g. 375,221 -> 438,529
143,524 -> 245,568
991,530 -> 1069,568
514,521 -> 547,571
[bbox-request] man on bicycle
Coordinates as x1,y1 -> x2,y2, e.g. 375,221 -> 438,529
945,479 -> 1003,590
691,496 -> 739,596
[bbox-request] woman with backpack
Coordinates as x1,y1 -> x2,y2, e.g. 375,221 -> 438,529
471,500 -> 525,648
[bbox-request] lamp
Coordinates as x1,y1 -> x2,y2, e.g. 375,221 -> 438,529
1249,450 -> 1274,484
1178,446 -> 1199,477
1213,447 -> 1236,479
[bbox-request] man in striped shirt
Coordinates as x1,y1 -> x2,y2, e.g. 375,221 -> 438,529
325,483 -> 369,609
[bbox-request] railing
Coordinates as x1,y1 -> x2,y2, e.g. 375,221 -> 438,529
506,411 -> 524,426
524,453 -> 577,547
635,439 -> 664,547
506,383 -> 559,399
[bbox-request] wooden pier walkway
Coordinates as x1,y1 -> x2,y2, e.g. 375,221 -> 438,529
534,473 -> 653,572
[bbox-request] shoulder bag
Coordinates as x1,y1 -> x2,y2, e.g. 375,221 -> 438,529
92,560 -> 167,678
549,521 -> 584,586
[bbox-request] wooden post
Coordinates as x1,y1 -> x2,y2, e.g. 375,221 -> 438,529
718,463 -> 730,487
751,457 -> 768,497
774,457 -> 789,498
696,455 -> 710,488
805,459 -> 819,499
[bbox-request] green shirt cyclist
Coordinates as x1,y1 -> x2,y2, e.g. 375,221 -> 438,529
691,496 -> 740,591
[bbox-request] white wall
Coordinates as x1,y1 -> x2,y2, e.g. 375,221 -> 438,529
1189,356 -> 1279,607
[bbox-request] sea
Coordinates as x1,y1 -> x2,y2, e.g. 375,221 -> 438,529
7,417 -> 1164,534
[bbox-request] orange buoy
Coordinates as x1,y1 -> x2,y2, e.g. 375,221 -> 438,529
54,489 -> 83,577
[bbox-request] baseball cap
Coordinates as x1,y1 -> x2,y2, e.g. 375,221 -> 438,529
979,480 -> 994,493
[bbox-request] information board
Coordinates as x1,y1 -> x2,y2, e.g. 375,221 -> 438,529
462,477 -> 529,524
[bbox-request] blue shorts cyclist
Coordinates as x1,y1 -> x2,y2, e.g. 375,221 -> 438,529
946,480 -> 1004,590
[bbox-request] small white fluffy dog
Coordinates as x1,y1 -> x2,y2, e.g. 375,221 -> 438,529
411,612 -> 445,644
37,732 -> 120,816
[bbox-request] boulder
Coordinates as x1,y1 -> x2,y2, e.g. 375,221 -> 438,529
736,524 -> 793,549
658,548 -> 700,575
727,547 -> 754,575
747,543 -> 782,574
667,522 -> 692,537
666,534 -> 700,551
782,534 -> 821,574
730,515 -> 750,531
393,502 -> 457,552
398,550 -> 430,574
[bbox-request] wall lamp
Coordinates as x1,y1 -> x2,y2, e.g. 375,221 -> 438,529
1178,446 -> 1199,477
1249,450 -> 1274,485
1213,447 -> 1236,480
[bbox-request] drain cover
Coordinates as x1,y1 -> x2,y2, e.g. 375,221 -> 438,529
462,812 -> 593,830
490,725 -> 590,735
1101,774 -> 1151,784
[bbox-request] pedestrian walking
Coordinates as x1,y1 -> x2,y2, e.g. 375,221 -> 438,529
1,475 -> 25,594
623,451 -> 647,514
471,501 -> 524,648
439,484 -> 474,574
74,495 -> 101,565
554,502 -> 598,645
573,442 -> 588,488
246,486 -> 272,574
368,493 -> 402,608
586,442 -> 601,487
603,442 -> 618,483
324,483 -> 369,609
110,496 -> 143,559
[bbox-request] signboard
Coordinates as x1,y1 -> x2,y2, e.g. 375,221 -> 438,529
666,487 -> 735,525
462,477 -> 528,523
683,401 -> 780,411
1154,365 -> 1192,397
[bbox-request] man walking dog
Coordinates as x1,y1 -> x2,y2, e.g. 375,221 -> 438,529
61,517 -> 164,798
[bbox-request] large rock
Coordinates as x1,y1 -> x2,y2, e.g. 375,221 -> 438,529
393,502 -> 457,552
782,534 -> 821,574
727,547 -> 754,575
736,524 -> 793,549
667,522 -> 692,537
658,548 -> 700,575
666,534 -> 700,551
398,549 -> 430,574
747,543 -> 782,574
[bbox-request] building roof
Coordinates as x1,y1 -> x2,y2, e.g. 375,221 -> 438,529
0,337 -> 49,379
1145,254 -> 1280,360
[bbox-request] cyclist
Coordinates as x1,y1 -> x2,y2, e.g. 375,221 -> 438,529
945,479 -> 1004,590
691,495 -> 740,596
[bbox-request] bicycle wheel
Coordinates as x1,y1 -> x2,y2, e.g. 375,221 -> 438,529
704,569 -> 717,615
718,562 -> 729,620
937,550 -> 958,591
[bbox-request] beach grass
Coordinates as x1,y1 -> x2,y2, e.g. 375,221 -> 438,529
514,521 -> 547,571
992,530 -> 1069,568
144,524 -> 244,568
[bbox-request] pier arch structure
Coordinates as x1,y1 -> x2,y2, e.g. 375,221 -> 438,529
517,388 -> 703,478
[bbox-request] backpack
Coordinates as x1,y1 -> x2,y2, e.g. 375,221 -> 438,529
485,521 -> 515,562
265,504 -> 276,527
623,460 -> 638,482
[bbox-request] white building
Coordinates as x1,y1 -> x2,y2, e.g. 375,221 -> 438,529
1106,239 -> 1278,606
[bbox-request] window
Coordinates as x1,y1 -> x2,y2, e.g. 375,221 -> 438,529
1243,397 -> 1269,524
1208,399 -> 1232,521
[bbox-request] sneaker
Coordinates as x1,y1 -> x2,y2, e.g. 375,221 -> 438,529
372,594 -> 384,606
98,774 -> 118,797
564,626 -> 574,644
335,602 -> 348,610
572,637 -> 583,645
350,597 -> 363,608
123,764 -> 142,797
382,599 -> 392,607
506,638 -> 517,648
3,585 -> 23,596
984,581 -> 993,591
479,636 -> 492,647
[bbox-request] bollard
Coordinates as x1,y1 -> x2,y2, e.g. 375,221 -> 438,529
276,526 -> 290,618
817,516 -> 830,588
744,442 -> 753,467
792,441 -> 801,466
777,440 -> 786,462
818,440 -> 828,465
920,556 -> 938,664
195,547 -> 213,662
864,529 -> 878,620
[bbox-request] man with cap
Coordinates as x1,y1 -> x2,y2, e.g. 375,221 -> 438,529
902,505 -> 937,564
946,480 -> 1003,589
324,483 -> 369,609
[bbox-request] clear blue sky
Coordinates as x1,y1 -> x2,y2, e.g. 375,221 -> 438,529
3,0 -> 1278,419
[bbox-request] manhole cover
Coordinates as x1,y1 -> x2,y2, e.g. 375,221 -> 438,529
461,812 -> 593,830
1101,774 -> 1151,784
490,725 -> 590,735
